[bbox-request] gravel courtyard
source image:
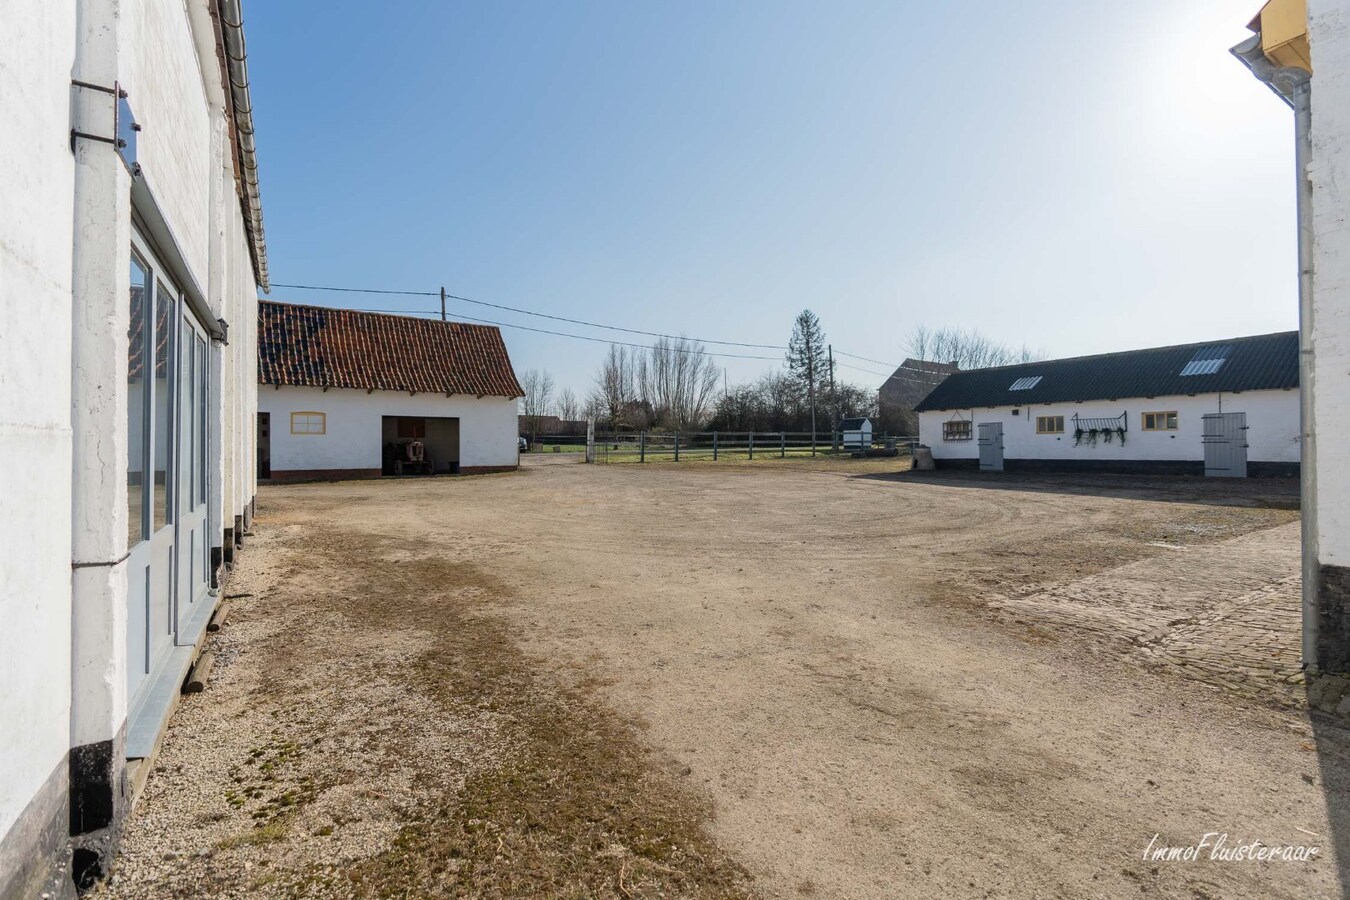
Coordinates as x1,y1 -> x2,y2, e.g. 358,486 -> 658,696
103,455 -> 1350,899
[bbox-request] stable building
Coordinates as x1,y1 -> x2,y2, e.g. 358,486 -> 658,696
840,417 -> 874,450
257,302 -> 524,479
915,332 -> 1300,477
2,0 -> 265,894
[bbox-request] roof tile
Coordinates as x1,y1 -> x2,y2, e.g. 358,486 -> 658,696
258,301 -> 524,398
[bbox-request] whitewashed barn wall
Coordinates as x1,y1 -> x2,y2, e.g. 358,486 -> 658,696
1310,0 -> 1350,567
1,0 -> 264,892
0,0 -> 77,890
259,387 -> 521,473
919,389 -> 1300,465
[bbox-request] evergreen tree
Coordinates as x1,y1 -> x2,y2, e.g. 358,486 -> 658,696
786,310 -> 826,444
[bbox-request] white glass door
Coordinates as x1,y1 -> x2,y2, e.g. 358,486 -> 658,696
175,310 -> 211,637
126,239 -> 180,706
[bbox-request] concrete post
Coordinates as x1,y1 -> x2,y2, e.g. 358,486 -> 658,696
206,110 -> 229,587
68,0 -> 132,879
1307,2 -> 1350,690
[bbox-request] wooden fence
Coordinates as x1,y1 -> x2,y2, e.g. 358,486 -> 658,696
527,431 -> 916,463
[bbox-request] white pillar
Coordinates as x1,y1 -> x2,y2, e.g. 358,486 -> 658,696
68,0 -> 132,876
1308,0 -> 1350,674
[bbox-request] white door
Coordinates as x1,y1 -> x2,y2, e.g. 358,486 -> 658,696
978,422 -> 1004,472
126,245 -> 180,705
175,311 -> 211,637
1203,412 -> 1248,478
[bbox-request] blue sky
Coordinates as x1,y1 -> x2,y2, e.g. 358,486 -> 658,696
249,0 -> 1296,397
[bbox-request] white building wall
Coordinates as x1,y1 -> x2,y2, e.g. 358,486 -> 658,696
0,0 -> 76,888
258,386 -> 521,473
1309,0 -> 1350,566
919,389 -> 1300,467
120,0 -> 213,290
1,0 -> 265,891
222,173 -> 257,530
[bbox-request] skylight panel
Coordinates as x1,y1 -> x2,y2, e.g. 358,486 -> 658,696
1009,376 -> 1042,391
1180,345 -> 1232,376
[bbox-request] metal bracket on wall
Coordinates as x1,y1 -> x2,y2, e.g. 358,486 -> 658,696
70,80 -> 140,171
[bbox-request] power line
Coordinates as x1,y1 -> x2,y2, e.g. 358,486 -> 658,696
333,305 -> 783,361
834,349 -> 900,368
267,281 -> 910,376
272,281 -> 786,350
833,360 -> 893,379
271,284 -> 439,298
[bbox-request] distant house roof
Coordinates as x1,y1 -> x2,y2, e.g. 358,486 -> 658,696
879,359 -> 959,409
518,414 -> 587,432
259,301 -> 524,398
840,417 -> 871,430
914,331 -> 1298,412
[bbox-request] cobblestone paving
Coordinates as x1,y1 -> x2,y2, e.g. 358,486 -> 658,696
992,522 -> 1304,701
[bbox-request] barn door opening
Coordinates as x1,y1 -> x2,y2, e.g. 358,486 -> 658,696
381,416 -> 460,475
978,422 -> 1004,472
1203,412 -> 1248,478
257,412 -> 271,479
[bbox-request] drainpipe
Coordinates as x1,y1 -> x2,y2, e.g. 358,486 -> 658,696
1230,36 -> 1317,669
1275,67 -> 1318,671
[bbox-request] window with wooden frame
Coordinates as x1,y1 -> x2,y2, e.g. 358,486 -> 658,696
1036,415 -> 1064,434
290,411 -> 326,435
1142,411 -> 1178,431
942,419 -> 973,442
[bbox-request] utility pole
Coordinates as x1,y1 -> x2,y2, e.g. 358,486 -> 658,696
808,352 -> 817,457
828,344 -> 838,452
440,286 -> 446,322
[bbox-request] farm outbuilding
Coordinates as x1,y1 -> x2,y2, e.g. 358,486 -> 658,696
257,302 -> 524,480
915,332 -> 1300,476
840,417 -> 873,450
877,358 -> 958,433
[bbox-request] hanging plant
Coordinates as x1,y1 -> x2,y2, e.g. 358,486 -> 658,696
1074,427 -> 1086,446
1116,427 -> 1127,446
1102,428 -> 1114,444
1087,428 -> 1100,446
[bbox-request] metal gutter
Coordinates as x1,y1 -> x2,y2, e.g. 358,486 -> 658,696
1230,32 -> 1317,668
1230,34 -> 1297,107
216,0 -> 269,291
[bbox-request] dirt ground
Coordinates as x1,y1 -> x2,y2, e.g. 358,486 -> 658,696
102,455 -> 1350,899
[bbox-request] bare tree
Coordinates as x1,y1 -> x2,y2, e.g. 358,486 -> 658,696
708,374 -> 874,432
906,325 -> 1042,370
519,369 -> 554,442
639,337 -> 721,430
590,345 -> 638,429
556,387 -> 579,422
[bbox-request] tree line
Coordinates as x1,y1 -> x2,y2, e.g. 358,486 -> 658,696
519,314 -> 1038,437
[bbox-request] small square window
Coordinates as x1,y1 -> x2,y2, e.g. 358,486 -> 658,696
291,411 -> 326,435
943,420 -> 973,442
1036,415 -> 1064,434
1142,411 -> 1178,431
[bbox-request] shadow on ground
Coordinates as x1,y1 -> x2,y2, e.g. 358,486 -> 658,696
859,468 -> 1301,509
1310,709 -> 1350,894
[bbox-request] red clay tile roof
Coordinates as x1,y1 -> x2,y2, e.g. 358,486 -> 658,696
258,301 -> 523,398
